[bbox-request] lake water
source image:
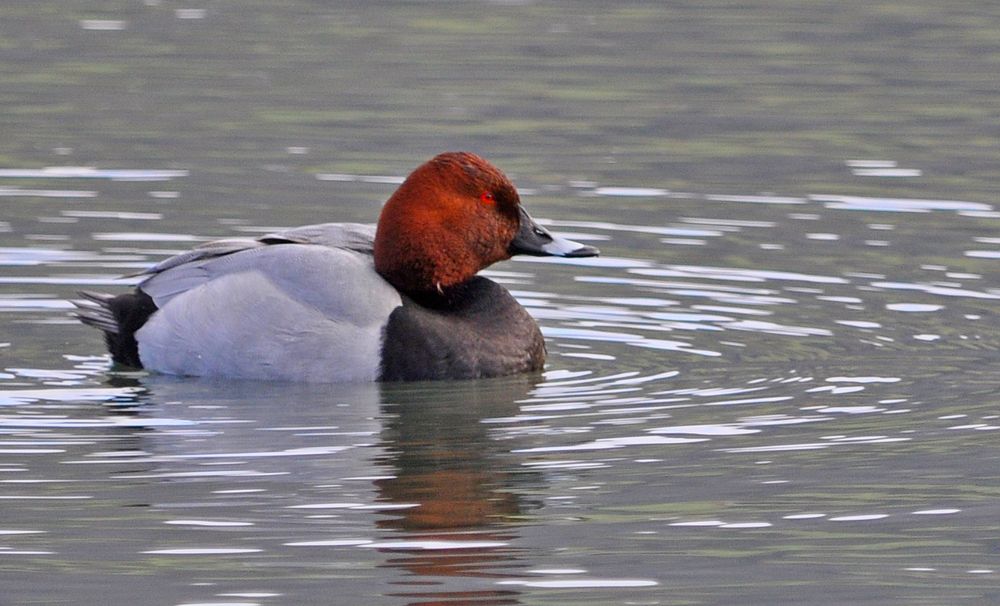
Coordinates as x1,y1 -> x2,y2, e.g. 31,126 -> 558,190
2,2 -> 999,605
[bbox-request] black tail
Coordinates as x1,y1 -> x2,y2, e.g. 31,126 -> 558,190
73,290 -> 158,368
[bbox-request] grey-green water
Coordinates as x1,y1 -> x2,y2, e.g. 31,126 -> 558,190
2,2 -> 999,605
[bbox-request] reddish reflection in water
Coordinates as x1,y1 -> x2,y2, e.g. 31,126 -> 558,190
372,379 -> 540,603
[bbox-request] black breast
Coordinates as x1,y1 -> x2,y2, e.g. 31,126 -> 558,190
379,277 -> 546,381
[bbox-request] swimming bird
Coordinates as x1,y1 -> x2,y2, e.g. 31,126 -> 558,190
75,152 -> 599,382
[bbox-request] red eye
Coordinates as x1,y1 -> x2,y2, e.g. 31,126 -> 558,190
480,191 -> 495,205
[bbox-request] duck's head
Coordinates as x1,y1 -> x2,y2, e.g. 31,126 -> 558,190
374,152 -> 599,295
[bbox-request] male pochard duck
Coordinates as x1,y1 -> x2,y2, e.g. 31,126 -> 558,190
76,152 -> 599,382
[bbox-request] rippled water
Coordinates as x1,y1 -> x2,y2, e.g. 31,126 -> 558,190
3,2 -> 1000,605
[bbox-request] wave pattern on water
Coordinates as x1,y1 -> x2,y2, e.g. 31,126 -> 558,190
2,165 -> 1000,606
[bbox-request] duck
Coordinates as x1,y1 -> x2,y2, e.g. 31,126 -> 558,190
74,152 -> 599,382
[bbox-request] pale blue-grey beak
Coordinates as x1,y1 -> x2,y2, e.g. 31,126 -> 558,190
509,206 -> 600,258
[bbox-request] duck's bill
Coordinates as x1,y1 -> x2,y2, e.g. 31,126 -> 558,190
509,207 -> 600,258
510,208 -> 601,257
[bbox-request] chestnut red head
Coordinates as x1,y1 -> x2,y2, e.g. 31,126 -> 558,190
374,152 -> 598,295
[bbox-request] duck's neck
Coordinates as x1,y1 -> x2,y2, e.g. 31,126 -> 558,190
400,277 -> 487,310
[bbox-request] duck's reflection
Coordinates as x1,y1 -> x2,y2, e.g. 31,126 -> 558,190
373,376 -> 540,604
375,378 -> 534,530
94,373 -> 541,605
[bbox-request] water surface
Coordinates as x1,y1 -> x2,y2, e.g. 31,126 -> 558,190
2,2 -> 1000,605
